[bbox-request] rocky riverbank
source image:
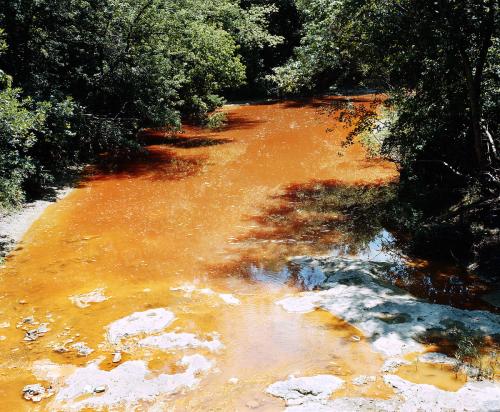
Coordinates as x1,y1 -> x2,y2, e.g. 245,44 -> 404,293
267,255 -> 500,411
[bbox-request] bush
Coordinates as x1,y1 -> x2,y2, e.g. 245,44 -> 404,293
0,86 -> 46,210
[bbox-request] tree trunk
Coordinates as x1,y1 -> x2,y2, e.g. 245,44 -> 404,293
467,83 -> 484,168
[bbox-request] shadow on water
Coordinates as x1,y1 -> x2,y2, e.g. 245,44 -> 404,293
221,114 -> 268,131
78,148 -> 208,184
209,180 -> 497,312
281,95 -> 381,109
141,134 -> 234,148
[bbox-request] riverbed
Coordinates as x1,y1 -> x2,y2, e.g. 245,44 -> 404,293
0,96 -> 498,411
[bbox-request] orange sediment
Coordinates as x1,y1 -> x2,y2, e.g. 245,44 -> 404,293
0,97 -> 467,410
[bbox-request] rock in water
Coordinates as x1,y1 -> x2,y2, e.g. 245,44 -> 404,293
266,375 -> 344,406
352,375 -> 376,386
72,342 -> 94,356
219,293 -> 241,305
139,332 -> 223,352
22,384 -> 53,402
24,323 -> 50,341
69,288 -> 108,308
106,308 -> 175,344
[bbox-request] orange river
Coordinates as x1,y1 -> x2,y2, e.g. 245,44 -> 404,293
0,97 -> 466,410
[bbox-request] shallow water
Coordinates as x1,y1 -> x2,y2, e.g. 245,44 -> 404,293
0,97 -> 484,410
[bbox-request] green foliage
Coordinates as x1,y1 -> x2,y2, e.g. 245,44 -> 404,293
0,87 -> 46,208
267,0 -> 364,94
0,0 -> 280,125
204,111 -> 228,130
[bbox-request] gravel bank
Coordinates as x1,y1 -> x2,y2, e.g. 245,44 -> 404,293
0,187 -> 73,261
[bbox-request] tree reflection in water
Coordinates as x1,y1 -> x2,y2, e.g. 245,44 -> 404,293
214,180 -> 496,311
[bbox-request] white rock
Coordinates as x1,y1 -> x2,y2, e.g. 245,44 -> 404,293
372,333 -> 421,357
384,374 -> 500,411
380,357 -> 411,373
24,323 -> 50,341
71,342 -> 93,357
35,354 -> 213,410
278,295 -> 321,314
418,352 -> 458,365
112,352 -> 122,363
52,343 -> 69,353
106,308 -> 175,344
69,288 -> 108,308
277,257 -> 500,358
218,293 -> 241,305
170,284 -> 196,294
22,384 -> 53,402
286,376 -> 500,412
351,375 -> 376,386
170,284 -> 240,305
139,332 -> 223,352
228,377 -> 239,384
266,375 -> 344,406
285,397 -> 400,411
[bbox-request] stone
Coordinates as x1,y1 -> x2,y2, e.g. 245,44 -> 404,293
170,284 -> 241,305
69,288 -> 108,308
351,375 -> 376,386
380,358 -> 411,373
384,374 -> 500,411
52,344 -> 69,353
112,352 -> 122,363
24,323 -> 50,341
20,316 -> 35,325
284,375 -> 500,412
277,257 -> 500,358
106,308 -> 175,344
417,352 -> 457,366
219,293 -> 241,305
266,375 -> 344,406
34,354 -> 214,410
285,397 -> 400,411
139,332 -> 223,353
72,342 -> 94,356
22,384 -> 53,402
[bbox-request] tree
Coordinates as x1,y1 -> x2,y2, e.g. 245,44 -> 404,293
272,0 -> 500,180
